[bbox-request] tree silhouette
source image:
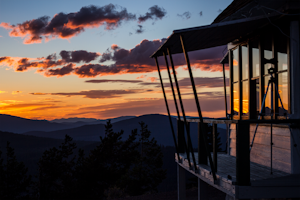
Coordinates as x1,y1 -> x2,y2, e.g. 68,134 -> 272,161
38,135 -> 77,199
125,122 -> 166,196
76,120 -> 139,199
0,142 -> 31,199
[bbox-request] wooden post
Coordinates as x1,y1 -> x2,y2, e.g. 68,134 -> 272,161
248,42 -> 256,119
290,20 -> 300,174
177,164 -> 186,200
222,63 -> 228,118
198,122 -> 208,165
236,121 -> 250,186
238,46 -> 243,119
229,50 -> 234,120
213,123 -> 218,172
198,178 -> 208,200
259,39 -> 265,119
177,119 -> 185,153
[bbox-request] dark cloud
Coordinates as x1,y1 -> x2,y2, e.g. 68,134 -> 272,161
45,63 -> 75,77
5,50 -> 99,72
51,89 -> 142,99
1,39 -> 226,78
85,79 -> 143,83
177,12 -> 191,20
136,25 -> 144,34
138,5 -> 167,23
0,4 -> 136,44
59,50 -> 100,63
199,11 -> 203,16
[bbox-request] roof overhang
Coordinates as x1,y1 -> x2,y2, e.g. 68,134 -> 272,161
151,15 -> 279,58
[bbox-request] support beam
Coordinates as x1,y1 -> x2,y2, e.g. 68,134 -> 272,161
213,123 -> 218,172
236,121 -> 250,186
259,39 -> 265,119
167,47 -> 195,170
154,57 -> 180,161
272,35 -> 279,119
229,50 -> 234,120
290,20 -> 300,174
198,178 -> 208,200
177,119 -> 185,153
198,122 -> 208,165
238,46 -> 243,119
248,42 -> 256,119
163,52 -> 191,165
222,63 -> 228,118
180,34 -> 217,181
178,164 -> 186,200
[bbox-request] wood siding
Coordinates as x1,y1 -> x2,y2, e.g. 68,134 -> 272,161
229,124 -> 291,173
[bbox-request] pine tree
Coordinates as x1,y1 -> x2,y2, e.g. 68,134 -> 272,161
0,142 -> 32,199
38,135 -> 77,199
77,120 -> 139,199
125,122 -> 166,196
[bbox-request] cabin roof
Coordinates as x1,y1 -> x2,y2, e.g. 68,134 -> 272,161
150,15 -> 275,58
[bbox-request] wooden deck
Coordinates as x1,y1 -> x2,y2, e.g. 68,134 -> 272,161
176,152 -> 300,199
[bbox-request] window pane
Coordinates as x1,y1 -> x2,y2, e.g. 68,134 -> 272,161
243,80 -> 248,115
264,50 -> 272,75
278,72 -> 288,115
242,46 -> 248,80
233,48 -> 239,82
256,79 -> 260,113
278,52 -> 287,71
264,75 -> 271,115
233,83 -> 239,115
252,48 -> 259,77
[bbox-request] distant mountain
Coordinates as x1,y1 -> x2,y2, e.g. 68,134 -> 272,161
50,116 -> 136,124
22,114 -> 227,150
0,114 -> 82,134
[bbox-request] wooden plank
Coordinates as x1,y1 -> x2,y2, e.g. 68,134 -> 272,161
230,133 -> 290,149
250,152 -> 291,173
250,143 -> 291,163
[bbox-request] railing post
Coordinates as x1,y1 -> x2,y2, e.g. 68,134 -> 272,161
236,121 -> 250,186
213,123 -> 218,172
177,119 -> 185,154
198,122 -> 208,165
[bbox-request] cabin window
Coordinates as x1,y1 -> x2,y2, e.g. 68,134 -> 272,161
230,37 -> 289,119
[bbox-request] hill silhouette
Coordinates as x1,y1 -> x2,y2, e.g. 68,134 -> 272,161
21,114 -> 227,150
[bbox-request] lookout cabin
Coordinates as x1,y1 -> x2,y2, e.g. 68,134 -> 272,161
151,0 -> 300,199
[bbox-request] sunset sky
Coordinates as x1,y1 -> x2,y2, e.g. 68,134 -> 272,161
0,0 -> 232,120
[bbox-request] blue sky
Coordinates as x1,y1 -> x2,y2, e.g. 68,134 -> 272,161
0,0 -> 232,120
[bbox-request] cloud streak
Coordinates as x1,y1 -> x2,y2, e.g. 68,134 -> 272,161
33,89 -> 143,99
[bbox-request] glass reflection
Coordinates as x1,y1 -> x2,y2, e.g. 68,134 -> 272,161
242,46 -> 248,80
243,81 -> 248,115
278,72 -> 288,115
278,52 -> 287,71
233,83 -> 239,115
252,48 -> 259,77
233,48 -> 239,82
264,75 -> 271,115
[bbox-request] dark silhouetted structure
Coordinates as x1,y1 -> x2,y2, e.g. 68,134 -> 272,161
151,0 -> 300,199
